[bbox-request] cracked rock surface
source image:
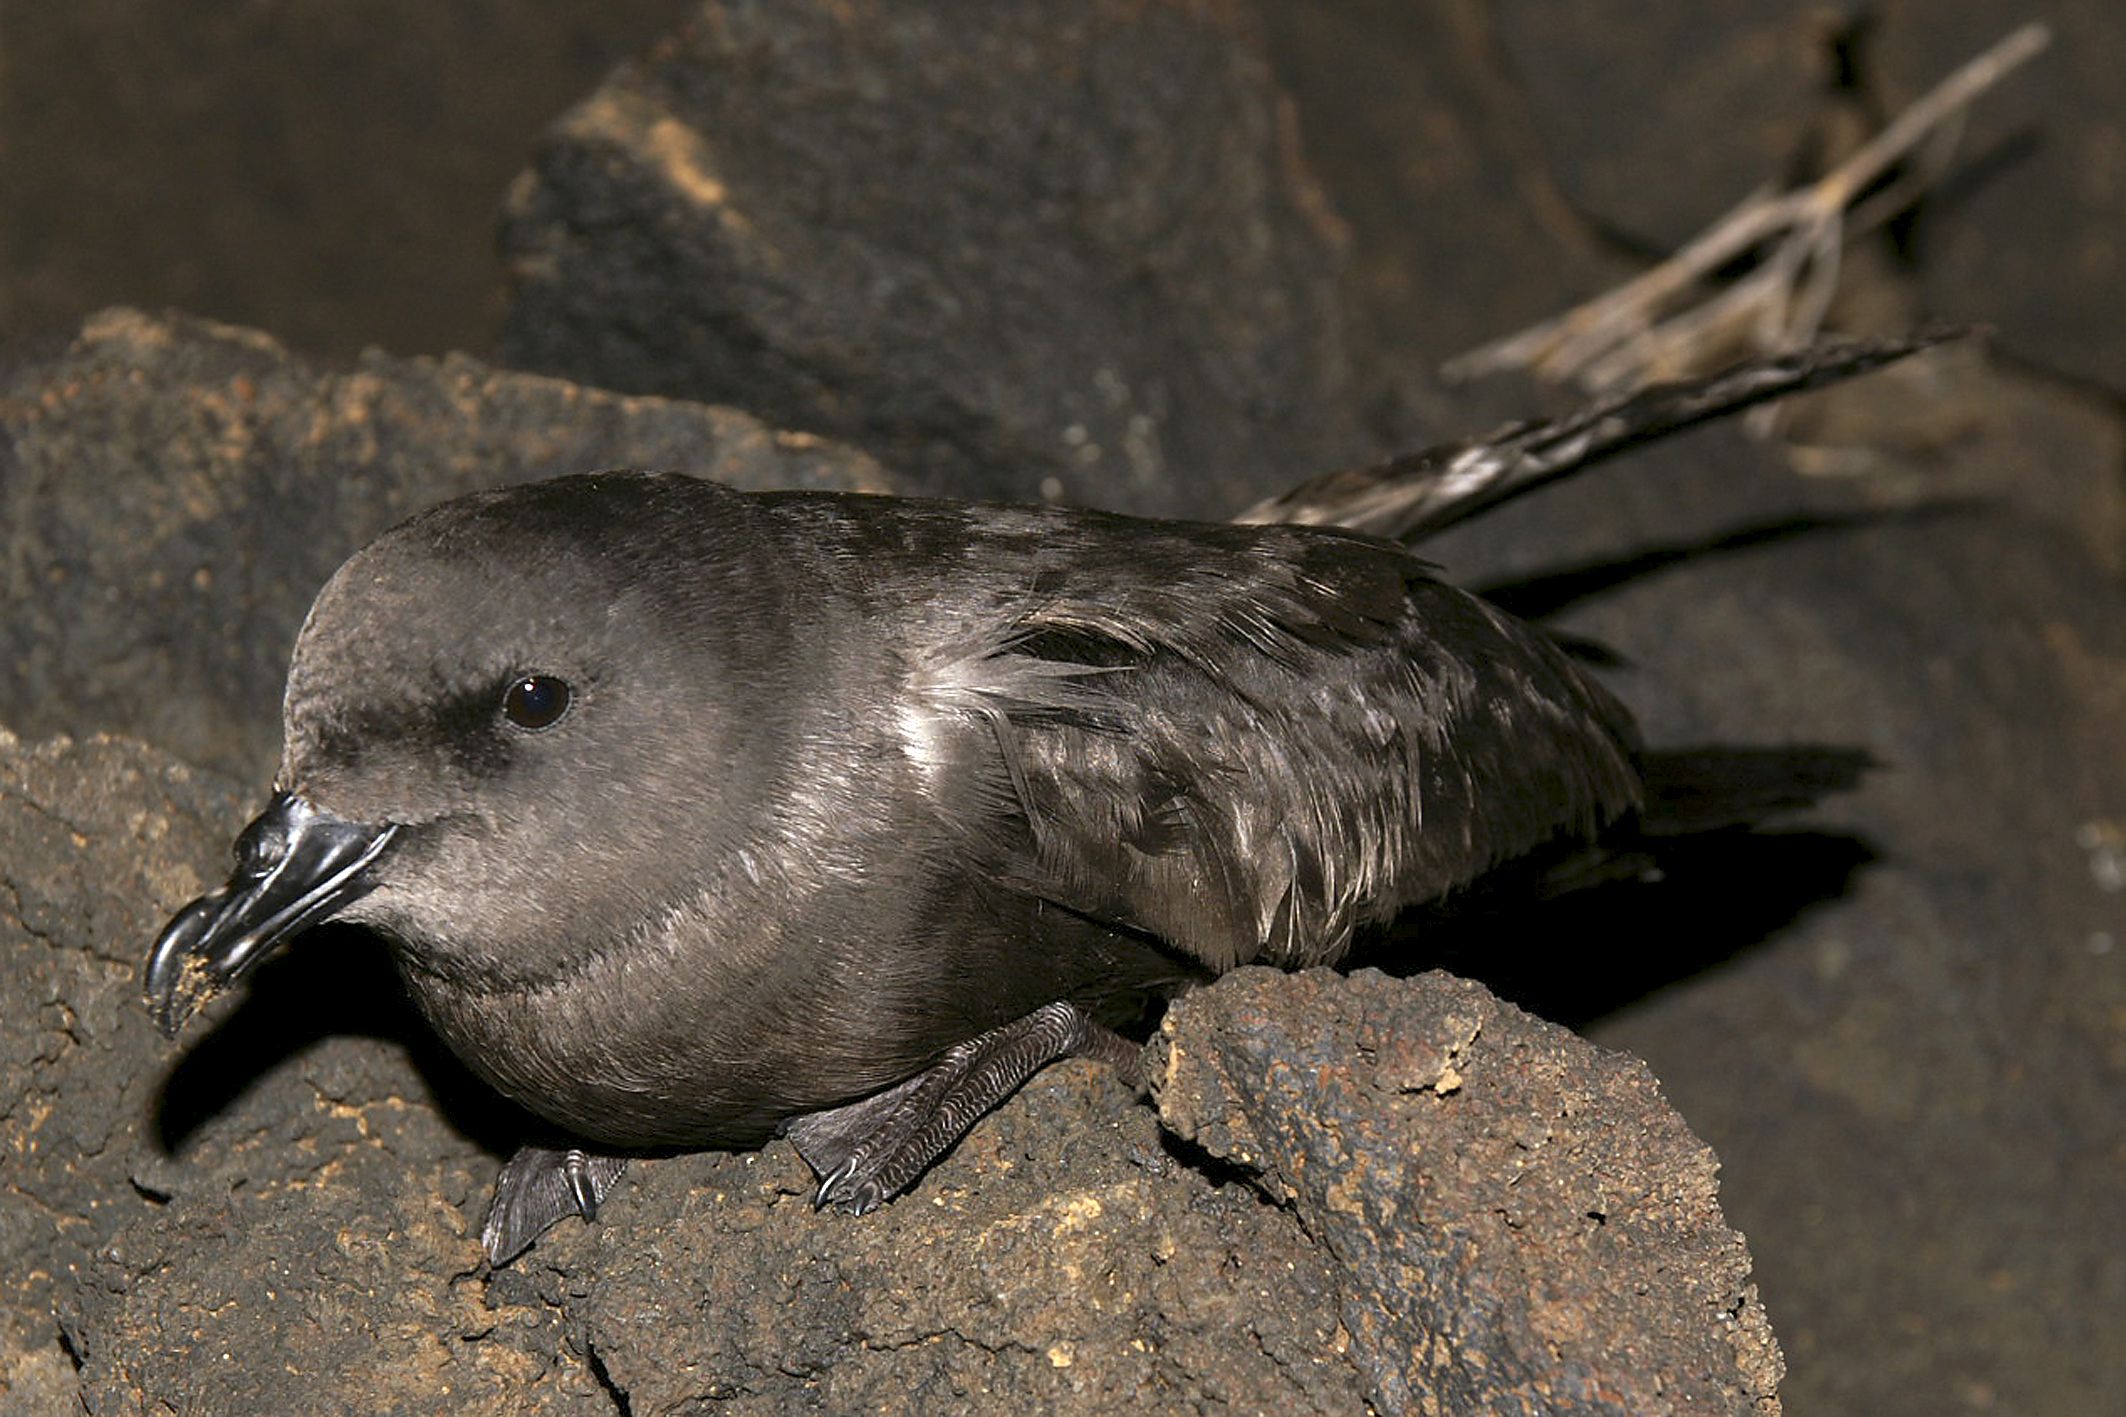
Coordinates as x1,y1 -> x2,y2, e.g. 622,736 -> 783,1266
2,735 -> 611,1413
1153,969 -> 1784,1416
3,0 -> 2124,1413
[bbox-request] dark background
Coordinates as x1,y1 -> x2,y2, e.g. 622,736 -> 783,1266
0,1 -> 686,360
3,2 -> 2121,1413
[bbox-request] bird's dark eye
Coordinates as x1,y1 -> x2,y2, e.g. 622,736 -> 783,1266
501,674 -> 572,731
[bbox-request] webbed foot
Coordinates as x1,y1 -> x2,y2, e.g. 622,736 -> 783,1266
783,1001 -> 1138,1214
482,1144 -> 629,1265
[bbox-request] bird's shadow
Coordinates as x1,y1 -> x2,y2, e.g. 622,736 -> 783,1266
150,924 -> 535,1158
1421,509 -> 1915,1025
1353,828 -> 1875,1030
1470,500 -> 1982,624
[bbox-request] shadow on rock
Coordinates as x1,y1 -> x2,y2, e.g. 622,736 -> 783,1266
1475,501 -> 1984,622
1385,827 -> 1877,1030
151,923 -> 535,1159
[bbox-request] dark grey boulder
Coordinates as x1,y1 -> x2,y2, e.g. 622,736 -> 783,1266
497,0 -> 1361,515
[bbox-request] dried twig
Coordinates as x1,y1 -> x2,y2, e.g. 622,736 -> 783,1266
1443,22 -> 2048,395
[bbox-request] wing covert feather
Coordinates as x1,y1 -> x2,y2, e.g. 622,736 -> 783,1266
904,522 -> 1640,971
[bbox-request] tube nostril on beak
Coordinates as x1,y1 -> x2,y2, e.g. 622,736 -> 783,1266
232,791 -> 305,880
234,823 -> 275,878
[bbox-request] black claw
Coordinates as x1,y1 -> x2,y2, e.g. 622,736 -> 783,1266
814,1158 -> 860,1211
564,1149 -> 600,1222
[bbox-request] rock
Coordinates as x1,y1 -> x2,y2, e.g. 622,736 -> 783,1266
1153,968 -> 1784,1417
519,971 -> 1779,1415
1876,0 -> 2126,392
519,1064 -> 1368,1414
1492,0 -> 1838,253
0,728 -> 603,1413
1244,0 -> 1635,410
497,0 -> 1360,514
66,1071 -> 609,1415
1781,339 -> 2126,575
1416,372 -> 2126,1417
0,727 -> 1775,1415
0,730 -> 612,1417
0,731 -> 227,1409
0,307 -> 896,784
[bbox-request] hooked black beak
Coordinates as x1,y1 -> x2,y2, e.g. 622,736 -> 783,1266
144,791 -> 399,1039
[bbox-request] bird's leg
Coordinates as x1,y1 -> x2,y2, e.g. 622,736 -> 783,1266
481,1144 -> 630,1266
784,1001 -> 1139,1215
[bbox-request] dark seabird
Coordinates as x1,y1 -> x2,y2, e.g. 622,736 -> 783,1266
144,332 -> 1946,1262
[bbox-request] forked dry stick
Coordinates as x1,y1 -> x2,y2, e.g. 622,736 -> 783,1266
1444,22 -> 2049,396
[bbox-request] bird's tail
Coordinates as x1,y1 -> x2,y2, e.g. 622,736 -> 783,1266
1233,327 -> 1967,542
1438,744 -> 1878,904
1634,744 -> 1875,839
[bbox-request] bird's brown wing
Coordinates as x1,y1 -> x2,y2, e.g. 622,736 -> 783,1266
904,522 -> 1643,972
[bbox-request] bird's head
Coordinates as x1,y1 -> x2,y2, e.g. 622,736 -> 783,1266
145,471 -> 793,1036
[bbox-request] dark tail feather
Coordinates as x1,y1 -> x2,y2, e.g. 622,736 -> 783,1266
1233,327 -> 1970,541
1456,745 -> 1877,903
1635,745 -> 1876,839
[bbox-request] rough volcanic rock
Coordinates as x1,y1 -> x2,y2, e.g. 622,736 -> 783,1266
506,1062 -> 1367,1414
1152,968 -> 1785,1416
0,730 -> 614,1413
0,732 -> 248,1414
0,729 -> 605,1412
497,0 -> 1360,514
0,307 -> 896,784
